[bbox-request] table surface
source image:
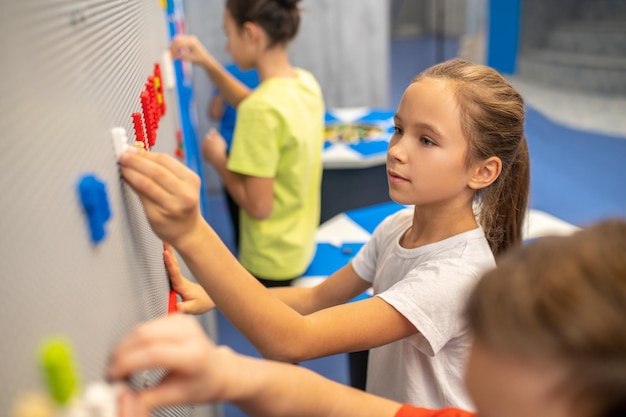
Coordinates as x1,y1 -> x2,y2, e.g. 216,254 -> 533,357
323,107 -> 394,169
297,202 -> 579,288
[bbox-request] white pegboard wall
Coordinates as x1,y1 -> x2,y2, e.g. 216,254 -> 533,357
0,1 -> 191,415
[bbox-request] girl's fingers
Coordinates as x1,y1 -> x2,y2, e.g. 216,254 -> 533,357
169,36 -> 193,59
135,376 -> 202,411
108,316 -> 204,379
176,300 -> 196,314
163,243 -> 180,270
118,388 -> 149,417
119,151 -> 199,209
146,152 -> 198,183
163,248 -> 183,286
109,342 -> 190,381
119,151 -> 173,194
119,163 -> 172,210
120,151 -> 195,193
120,381 -> 198,415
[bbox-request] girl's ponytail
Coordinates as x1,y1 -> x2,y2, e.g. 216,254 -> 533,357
479,135 -> 530,256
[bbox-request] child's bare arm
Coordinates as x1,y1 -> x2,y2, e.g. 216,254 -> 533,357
108,314 -> 403,417
119,150 -> 417,362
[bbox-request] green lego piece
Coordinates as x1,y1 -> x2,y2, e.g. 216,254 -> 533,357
39,337 -> 80,405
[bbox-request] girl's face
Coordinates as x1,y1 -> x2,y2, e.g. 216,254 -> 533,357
387,78 -> 474,208
465,341 -> 574,417
223,9 -> 255,70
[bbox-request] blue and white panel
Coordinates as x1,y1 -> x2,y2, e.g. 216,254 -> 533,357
323,107 -> 394,169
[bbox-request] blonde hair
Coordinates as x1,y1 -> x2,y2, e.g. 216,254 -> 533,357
414,58 -> 529,256
466,220 -> 626,417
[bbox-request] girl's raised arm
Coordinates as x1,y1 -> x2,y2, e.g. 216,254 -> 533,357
170,34 -> 250,107
119,150 -> 417,362
107,314 -> 404,417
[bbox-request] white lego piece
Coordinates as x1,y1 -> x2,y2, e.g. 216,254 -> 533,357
111,127 -> 129,160
162,50 -> 176,90
61,381 -> 124,417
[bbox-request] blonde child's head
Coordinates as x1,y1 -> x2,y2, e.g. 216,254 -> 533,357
465,220 -> 626,417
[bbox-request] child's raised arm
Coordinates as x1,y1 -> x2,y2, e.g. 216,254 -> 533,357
119,150 -> 417,362
107,314 -> 404,417
165,241 -> 368,316
170,34 -> 250,108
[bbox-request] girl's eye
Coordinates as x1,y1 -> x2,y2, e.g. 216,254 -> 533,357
421,136 -> 435,146
393,126 -> 403,135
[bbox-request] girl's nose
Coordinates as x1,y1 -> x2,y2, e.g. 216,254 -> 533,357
387,138 -> 405,163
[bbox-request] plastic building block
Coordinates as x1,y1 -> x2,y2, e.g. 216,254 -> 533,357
140,91 -> 156,148
154,76 -> 162,104
153,63 -> 166,116
174,128 -> 184,159
161,50 -> 176,90
110,127 -> 129,159
131,112 -> 146,147
145,76 -> 160,130
77,174 -> 112,244
80,381 -> 123,417
39,337 -> 80,406
168,289 -> 177,314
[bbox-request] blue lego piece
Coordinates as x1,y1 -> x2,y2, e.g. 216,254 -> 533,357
77,174 -> 112,243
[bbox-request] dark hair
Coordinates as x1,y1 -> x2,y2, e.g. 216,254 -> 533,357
466,219 -> 626,417
413,58 -> 529,256
226,0 -> 302,47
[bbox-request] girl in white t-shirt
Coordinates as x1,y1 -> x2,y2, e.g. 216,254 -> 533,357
118,58 -> 530,409
109,220 -> 626,417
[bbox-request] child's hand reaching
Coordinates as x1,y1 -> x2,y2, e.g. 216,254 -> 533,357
108,315 -> 243,417
164,242 -> 215,314
118,149 -> 206,250
169,34 -> 213,67
108,316 -> 405,417
201,128 -> 228,166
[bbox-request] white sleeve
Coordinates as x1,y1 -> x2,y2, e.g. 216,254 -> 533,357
377,259 -> 479,356
350,214 -> 396,283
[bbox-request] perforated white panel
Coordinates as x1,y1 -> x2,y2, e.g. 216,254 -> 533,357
0,1 -> 191,415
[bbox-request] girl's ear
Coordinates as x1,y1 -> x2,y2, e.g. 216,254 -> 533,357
469,156 -> 502,190
242,21 -> 262,44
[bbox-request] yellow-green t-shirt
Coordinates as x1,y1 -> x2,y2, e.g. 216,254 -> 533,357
227,68 -> 325,280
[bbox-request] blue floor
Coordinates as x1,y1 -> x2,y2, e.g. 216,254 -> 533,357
525,106 -> 626,227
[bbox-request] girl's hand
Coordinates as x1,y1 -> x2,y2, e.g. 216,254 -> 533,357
109,316 -> 405,417
169,34 -> 212,66
118,149 -> 204,249
201,128 -> 228,166
164,242 -> 215,314
108,315 -> 241,415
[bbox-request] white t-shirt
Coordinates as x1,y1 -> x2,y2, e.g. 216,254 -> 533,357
351,208 -> 495,410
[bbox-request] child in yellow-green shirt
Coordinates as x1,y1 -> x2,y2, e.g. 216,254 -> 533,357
170,0 -> 324,286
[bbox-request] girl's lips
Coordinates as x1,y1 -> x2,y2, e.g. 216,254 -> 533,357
388,170 -> 409,183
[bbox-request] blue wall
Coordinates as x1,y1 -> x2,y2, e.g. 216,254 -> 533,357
487,0 -> 521,74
